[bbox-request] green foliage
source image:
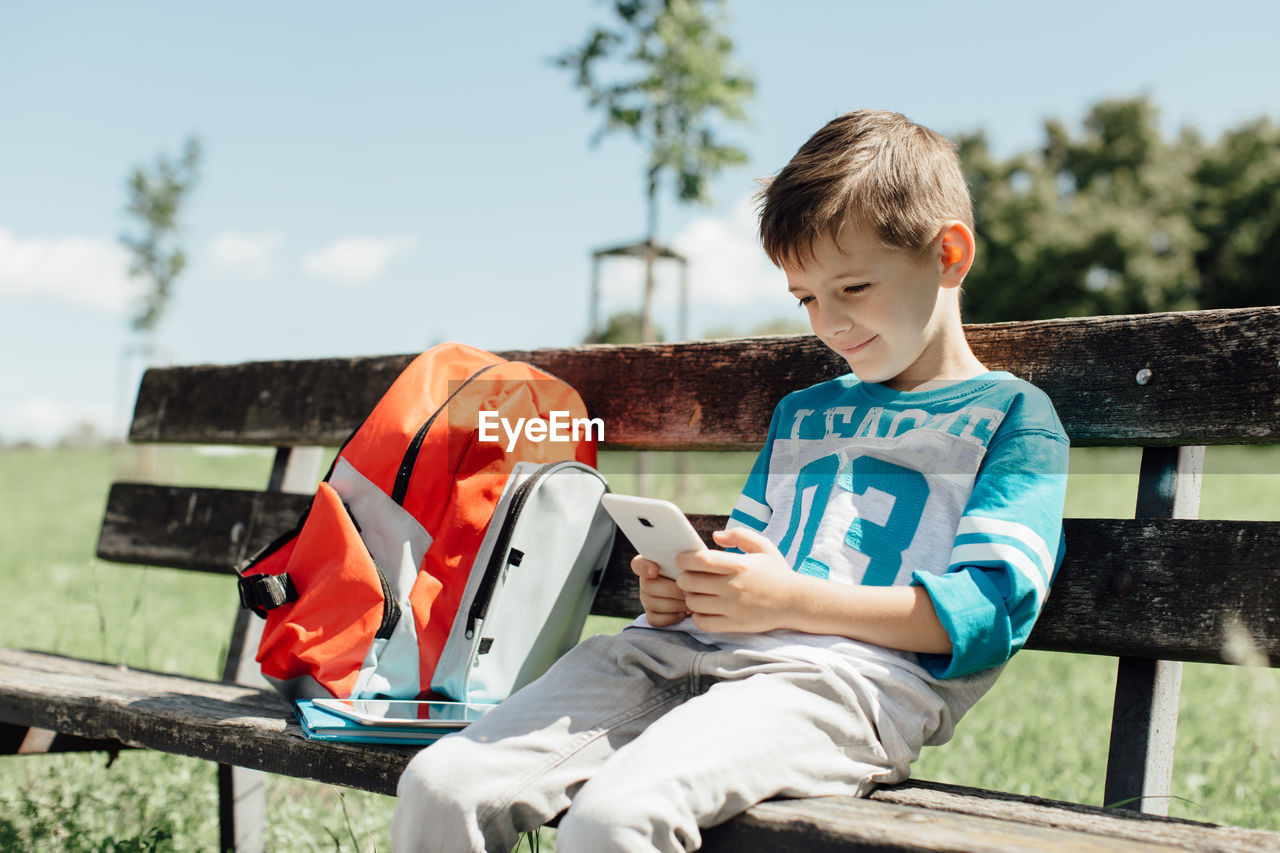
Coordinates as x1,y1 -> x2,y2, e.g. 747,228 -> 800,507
959,96 -> 1280,321
0,752 -> 200,851
1191,117 -> 1280,309
585,309 -> 665,344
555,0 -> 754,237
120,136 -> 202,333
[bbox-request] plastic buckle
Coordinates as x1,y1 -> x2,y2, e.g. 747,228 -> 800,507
237,573 -> 298,615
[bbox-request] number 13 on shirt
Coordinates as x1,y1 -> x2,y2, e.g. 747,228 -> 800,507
778,453 -> 930,586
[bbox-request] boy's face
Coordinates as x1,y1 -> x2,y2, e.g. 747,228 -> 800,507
784,224 -> 962,391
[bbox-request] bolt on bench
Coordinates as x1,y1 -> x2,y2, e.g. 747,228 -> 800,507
1,306 -> 1278,852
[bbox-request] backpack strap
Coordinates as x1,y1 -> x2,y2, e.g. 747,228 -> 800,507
238,573 -> 298,616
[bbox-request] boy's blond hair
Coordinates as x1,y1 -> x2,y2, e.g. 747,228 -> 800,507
757,110 -> 974,267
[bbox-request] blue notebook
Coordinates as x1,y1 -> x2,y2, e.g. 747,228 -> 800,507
295,700 -> 454,745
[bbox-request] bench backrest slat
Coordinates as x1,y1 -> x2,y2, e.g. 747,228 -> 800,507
102,305 -> 1280,673
97,483 -> 1280,666
128,307 -> 1280,449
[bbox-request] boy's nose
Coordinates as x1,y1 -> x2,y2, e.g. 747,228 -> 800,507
815,306 -> 852,338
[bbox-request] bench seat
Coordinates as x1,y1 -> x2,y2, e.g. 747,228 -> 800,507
5,648 -> 1277,852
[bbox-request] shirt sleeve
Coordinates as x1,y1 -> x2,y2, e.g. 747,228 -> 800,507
912,425 -> 1069,679
725,402 -> 782,535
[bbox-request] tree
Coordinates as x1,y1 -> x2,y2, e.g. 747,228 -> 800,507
959,97 -> 1203,322
120,136 -> 202,334
1191,118 -> 1280,309
557,0 -> 754,341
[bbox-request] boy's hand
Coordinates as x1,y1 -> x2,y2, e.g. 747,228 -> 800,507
631,555 -> 690,627
674,528 -> 801,634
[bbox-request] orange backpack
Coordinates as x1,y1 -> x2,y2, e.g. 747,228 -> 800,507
238,343 -> 614,702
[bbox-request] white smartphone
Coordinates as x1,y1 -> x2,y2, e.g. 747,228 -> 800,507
312,698 -> 492,728
600,493 -> 707,579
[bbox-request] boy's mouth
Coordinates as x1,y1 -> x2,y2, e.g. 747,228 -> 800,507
835,335 -> 877,356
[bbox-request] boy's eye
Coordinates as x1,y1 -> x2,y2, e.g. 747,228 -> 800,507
844,283 -> 871,295
795,295 -> 815,308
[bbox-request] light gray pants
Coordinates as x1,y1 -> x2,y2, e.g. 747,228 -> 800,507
392,628 -> 927,853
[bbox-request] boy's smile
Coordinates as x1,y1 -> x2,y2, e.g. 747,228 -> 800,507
833,335 -> 877,358
784,222 -> 983,391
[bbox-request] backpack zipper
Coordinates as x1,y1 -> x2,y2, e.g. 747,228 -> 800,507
464,461 -> 564,639
372,557 -> 401,641
391,362 -> 501,505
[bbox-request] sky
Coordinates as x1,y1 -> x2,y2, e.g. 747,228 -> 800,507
3,1 -> 1279,445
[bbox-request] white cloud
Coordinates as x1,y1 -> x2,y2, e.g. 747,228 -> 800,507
0,397 -> 113,446
302,235 -> 417,286
672,195 -> 787,306
0,227 -> 140,312
208,231 -> 283,280
594,195 -> 786,311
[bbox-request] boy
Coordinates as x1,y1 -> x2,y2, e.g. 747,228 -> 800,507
392,109 -> 1069,853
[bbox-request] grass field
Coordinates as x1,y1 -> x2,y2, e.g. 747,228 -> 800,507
0,444 -> 1277,850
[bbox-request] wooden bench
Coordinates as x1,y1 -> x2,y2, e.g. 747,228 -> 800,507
2,305 -> 1279,852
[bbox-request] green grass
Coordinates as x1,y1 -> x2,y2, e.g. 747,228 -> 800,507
1,445 -> 1278,850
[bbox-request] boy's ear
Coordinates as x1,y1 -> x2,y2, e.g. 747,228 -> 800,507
937,222 -> 975,288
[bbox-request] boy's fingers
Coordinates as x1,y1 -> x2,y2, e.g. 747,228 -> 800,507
676,547 -> 746,575
643,595 -> 688,614
639,584 -> 689,622
638,573 -> 686,600
642,585 -> 684,604
711,526 -> 777,555
645,610 -> 688,628
630,555 -> 661,578
682,591 -> 725,617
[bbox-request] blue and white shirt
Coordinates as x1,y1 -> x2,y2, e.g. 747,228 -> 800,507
687,371 -> 1068,680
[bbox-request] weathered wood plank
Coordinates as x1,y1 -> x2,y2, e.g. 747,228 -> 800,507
1026,517 -> 1280,664
97,484 -> 309,573
1,650 -> 1274,853
97,484 -> 1280,664
128,306 -> 1280,448
0,649 -> 410,796
866,779 -> 1280,853
701,794 -> 1187,852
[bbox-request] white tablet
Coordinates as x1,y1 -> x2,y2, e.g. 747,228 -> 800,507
600,493 -> 706,579
312,698 -> 492,728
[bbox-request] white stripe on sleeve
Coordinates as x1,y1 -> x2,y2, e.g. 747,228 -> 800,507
956,516 -> 1053,581
949,542 -> 1047,610
732,493 -> 771,524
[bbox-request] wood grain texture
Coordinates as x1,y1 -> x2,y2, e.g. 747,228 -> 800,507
96,483 -> 308,573
97,484 -> 1280,665
1,651 -> 1274,853
864,780 -> 1280,853
701,794 -> 1187,852
0,650 -> 410,796
128,306 -> 1280,448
